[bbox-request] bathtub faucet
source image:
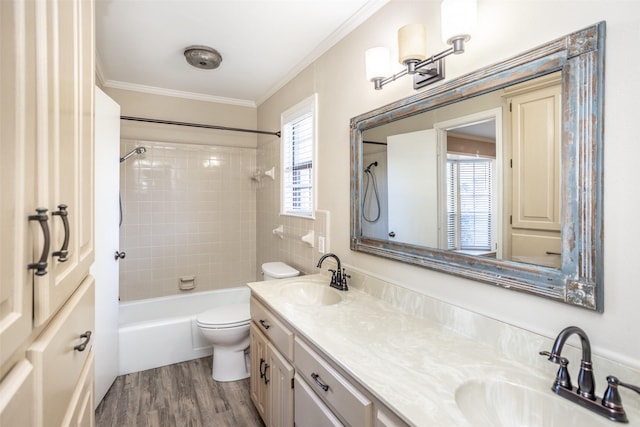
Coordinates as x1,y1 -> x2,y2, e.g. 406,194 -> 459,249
316,253 -> 349,291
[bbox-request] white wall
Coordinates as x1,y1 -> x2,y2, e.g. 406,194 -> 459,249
257,0 -> 640,369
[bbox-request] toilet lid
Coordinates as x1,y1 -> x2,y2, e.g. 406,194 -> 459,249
262,262 -> 299,279
196,303 -> 250,327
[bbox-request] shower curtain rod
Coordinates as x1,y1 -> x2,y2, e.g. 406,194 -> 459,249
120,116 -> 281,137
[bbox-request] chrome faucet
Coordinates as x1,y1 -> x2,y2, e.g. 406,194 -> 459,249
540,326 -> 640,423
316,253 -> 349,291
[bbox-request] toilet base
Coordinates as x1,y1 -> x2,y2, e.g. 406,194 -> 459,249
211,346 -> 250,382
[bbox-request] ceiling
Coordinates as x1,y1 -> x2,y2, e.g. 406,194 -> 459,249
95,0 -> 389,107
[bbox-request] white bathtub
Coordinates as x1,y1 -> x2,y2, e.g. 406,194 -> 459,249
118,286 -> 251,375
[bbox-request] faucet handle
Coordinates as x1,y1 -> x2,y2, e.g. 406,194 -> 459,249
555,357 -> 573,390
603,376 -> 625,410
341,268 -> 350,291
328,269 -> 338,285
540,351 -> 572,390
605,376 -> 640,401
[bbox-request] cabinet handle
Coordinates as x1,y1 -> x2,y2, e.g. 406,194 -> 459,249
259,357 -> 265,378
74,331 -> 92,352
263,363 -> 270,385
259,319 -> 271,330
28,208 -> 50,276
52,204 -> 70,262
311,373 -> 329,392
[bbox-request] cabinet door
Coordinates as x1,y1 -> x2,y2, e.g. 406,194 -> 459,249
0,0 -> 38,367
266,342 -> 294,427
0,360 -> 36,426
33,0 -> 95,325
510,84 -> 561,232
249,322 -> 268,422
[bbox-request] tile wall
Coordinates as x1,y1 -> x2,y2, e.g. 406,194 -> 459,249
119,140 -> 257,301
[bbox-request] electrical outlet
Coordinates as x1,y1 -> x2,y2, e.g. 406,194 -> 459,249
318,236 -> 325,254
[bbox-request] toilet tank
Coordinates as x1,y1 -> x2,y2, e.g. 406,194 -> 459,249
262,262 -> 299,281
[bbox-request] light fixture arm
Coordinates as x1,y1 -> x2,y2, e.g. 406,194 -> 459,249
373,40 -> 465,90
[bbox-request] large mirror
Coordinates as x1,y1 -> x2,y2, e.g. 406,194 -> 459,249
350,22 -> 605,311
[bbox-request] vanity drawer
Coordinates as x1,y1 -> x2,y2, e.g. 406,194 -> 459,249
295,337 -> 373,427
251,297 -> 293,360
294,374 -> 344,427
27,277 -> 95,427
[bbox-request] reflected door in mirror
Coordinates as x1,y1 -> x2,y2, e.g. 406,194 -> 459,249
507,76 -> 561,268
387,129 -> 438,247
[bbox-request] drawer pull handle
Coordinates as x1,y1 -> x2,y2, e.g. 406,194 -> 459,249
52,204 -> 70,262
259,357 -> 266,378
311,373 -> 329,392
28,208 -> 50,276
264,363 -> 270,385
74,331 -> 92,352
259,319 -> 271,330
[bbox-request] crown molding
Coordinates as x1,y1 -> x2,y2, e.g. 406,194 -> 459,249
102,80 -> 257,108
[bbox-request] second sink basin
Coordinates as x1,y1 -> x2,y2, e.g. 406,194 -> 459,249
455,379 -> 612,427
279,281 -> 343,306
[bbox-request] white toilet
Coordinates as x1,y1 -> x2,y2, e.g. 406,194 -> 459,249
196,262 -> 299,382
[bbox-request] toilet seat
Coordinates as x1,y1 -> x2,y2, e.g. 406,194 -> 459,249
196,303 -> 250,329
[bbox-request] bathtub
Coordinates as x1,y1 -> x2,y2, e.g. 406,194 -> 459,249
118,286 -> 251,375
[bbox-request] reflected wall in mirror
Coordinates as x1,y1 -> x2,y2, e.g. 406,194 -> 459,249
351,23 -> 605,310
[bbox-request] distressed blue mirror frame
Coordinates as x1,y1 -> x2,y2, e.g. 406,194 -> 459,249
350,22 -> 605,311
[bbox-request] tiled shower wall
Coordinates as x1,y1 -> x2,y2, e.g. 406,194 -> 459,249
119,140 -> 257,301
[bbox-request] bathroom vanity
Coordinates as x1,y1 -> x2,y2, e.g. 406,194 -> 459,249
249,290 -> 406,426
248,273 -> 640,426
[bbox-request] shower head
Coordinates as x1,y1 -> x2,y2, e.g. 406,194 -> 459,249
120,147 -> 147,163
364,161 -> 378,173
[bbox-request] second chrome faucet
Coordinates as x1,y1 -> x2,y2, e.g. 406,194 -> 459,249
316,253 -> 350,291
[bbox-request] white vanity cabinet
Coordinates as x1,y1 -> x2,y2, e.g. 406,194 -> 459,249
249,295 -> 410,427
250,298 -> 294,427
0,0 -> 96,424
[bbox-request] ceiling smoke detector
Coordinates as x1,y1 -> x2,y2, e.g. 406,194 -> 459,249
184,45 -> 222,70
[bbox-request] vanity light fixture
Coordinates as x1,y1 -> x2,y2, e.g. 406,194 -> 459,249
366,0 -> 476,90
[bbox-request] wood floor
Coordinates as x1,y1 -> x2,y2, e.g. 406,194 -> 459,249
95,357 -> 265,427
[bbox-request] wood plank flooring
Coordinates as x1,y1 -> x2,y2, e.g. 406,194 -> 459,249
95,357 -> 265,427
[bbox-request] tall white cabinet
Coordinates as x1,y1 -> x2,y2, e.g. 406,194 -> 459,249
1,0 -> 96,425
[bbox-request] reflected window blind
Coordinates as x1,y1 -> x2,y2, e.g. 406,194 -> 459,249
447,158 -> 493,250
282,105 -> 314,217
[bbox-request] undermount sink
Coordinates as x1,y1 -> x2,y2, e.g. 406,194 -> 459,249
455,379 -> 612,427
279,282 -> 343,306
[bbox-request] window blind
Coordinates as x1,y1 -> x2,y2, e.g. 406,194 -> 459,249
281,96 -> 315,217
447,158 -> 493,251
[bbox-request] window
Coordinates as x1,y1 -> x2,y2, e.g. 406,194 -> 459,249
281,94 -> 317,217
446,157 -> 494,251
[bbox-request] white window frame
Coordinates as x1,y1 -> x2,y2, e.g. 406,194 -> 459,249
280,94 -> 317,218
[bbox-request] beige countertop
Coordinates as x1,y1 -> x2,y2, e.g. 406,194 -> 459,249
248,274 -> 639,426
